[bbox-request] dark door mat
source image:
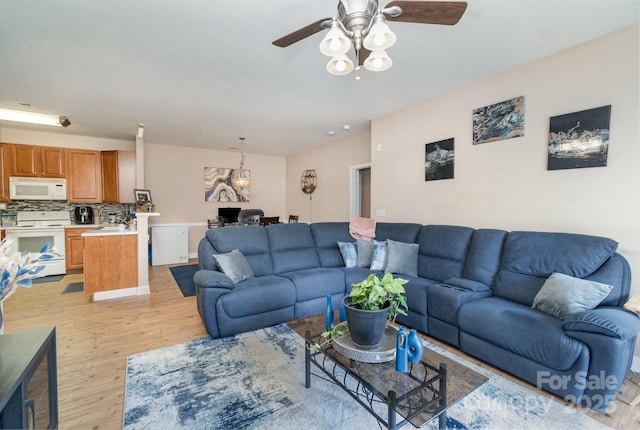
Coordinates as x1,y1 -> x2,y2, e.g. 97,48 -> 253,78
62,282 -> 84,294
33,274 -> 65,284
169,264 -> 198,297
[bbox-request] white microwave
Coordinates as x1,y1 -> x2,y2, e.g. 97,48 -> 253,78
9,177 -> 67,201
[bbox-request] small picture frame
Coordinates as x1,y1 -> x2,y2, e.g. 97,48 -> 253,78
134,189 -> 152,205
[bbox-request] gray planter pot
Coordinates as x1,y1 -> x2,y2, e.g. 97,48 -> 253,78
342,296 -> 389,349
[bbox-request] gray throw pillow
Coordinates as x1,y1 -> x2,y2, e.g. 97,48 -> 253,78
385,239 -> 419,277
337,241 -> 357,268
356,239 -> 373,268
212,249 -> 254,284
531,272 -> 613,320
370,240 -> 387,271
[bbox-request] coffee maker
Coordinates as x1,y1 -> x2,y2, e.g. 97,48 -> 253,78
74,206 -> 94,224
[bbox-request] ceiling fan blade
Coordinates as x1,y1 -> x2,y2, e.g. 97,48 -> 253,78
272,18 -> 332,47
385,1 -> 467,25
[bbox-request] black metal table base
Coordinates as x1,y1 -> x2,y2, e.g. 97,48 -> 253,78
305,330 -> 448,430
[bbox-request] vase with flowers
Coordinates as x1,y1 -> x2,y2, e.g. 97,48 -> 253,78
0,238 -> 59,334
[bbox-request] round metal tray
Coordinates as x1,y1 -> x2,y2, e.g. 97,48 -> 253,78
332,325 -> 397,363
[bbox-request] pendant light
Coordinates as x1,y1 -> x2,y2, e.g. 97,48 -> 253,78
231,137 -> 252,189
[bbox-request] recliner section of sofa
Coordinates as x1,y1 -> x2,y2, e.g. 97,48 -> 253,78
195,221 -> 640,411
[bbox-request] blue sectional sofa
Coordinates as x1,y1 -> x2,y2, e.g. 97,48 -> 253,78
195,222 -> 640,410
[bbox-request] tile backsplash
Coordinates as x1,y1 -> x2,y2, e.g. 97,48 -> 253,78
0,201 -> 136,225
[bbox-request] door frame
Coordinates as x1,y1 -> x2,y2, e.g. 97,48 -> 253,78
349,163 -> 371,219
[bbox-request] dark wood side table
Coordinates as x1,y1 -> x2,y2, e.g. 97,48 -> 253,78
0,326 -> 58,429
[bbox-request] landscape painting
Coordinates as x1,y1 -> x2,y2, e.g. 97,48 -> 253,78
473,96 -> 525,145
204,167 -> 250,202
547,105 -> 611,170
425,138 -> 454,181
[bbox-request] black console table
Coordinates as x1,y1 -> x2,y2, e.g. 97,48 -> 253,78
0,327 -> 58,429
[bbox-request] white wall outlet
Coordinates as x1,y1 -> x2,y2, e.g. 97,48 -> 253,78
376,209 -> 385,217
376,143 -> 382,152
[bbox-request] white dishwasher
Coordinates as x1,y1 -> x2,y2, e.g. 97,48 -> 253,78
151,226 -> 189,266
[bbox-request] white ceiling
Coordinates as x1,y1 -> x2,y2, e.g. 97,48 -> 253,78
0,0 -> 638,156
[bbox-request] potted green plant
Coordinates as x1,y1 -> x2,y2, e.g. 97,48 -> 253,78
343,272 -> 408,348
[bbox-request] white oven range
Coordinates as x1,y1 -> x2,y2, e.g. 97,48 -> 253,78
4,211 -> 70,277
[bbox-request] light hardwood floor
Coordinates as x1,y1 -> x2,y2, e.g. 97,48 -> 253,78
2,262 -> 639,429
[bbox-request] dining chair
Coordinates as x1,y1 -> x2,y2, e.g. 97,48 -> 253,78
288,215 -> 299,223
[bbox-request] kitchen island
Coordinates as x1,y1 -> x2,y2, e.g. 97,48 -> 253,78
80,212 -> 158,301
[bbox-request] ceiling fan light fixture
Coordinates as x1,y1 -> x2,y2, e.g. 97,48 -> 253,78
363,49 -> 392,71
319,21 -> 351,57
327,55 -> 355,75
363,14 -> 396,51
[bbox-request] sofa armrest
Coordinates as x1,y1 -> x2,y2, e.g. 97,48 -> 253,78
444,277 -> 491,293
562,307 -> 640,340
193,270 -> 235,290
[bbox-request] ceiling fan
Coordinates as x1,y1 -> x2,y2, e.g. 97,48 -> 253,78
273,0 -> 467,75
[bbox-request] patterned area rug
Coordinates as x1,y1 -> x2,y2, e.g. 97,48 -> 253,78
123,324 -> 610,430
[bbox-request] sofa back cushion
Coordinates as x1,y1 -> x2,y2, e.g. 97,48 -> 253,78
310,222 -> 353,267
267,223 -> 321,274
462,229 -> 508,287
205,226 -> 274,276
494,231 -> 620,306
374,222 -> 422,243
417,225 -> 474,281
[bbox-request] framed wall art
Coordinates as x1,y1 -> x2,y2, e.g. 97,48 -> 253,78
204,167 -> 250,202
547,105 -> 611,171
473,96 -> 525,145
425,138 -> 454,181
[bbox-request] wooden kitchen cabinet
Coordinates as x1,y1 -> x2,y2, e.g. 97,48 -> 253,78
101,150 -> 135,203
0,143 -> 12,202
67,149 -> 102,203
65,228 -> 91,270
11,144 -> 66,178
83,234 -> 138,294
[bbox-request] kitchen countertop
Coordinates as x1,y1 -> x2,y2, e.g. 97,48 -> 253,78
81,225 -> 137,237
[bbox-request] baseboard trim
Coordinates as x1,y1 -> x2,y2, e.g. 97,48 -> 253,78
92,285 -> 150,301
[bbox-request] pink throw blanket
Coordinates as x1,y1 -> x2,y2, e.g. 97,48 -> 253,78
349,217 -> 376,240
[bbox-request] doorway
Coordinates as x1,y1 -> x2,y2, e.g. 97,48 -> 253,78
350,163 -> 371,219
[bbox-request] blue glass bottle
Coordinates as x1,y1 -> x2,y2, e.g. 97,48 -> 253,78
325,295 -> 334,331
339,299 -> 347,322
396,326 -> 408,373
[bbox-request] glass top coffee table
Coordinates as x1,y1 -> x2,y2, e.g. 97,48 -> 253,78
288,314 -> 488,430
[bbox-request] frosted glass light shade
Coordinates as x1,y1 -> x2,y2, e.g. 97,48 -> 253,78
363,50 -> 392,71
363,18 -> 396,51
319,23 -> 351,57
326,55 -> 355,75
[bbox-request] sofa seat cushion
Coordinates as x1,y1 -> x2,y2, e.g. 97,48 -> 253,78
279,268 -> 346,302
217,275 -> 296,318
459,297 -> 585,370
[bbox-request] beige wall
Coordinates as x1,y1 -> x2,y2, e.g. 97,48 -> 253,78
285,129 -> 371,222
143,142 -> 286,254
370,24 -> 640,357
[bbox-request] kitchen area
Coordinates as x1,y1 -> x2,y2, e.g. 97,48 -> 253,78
0,143 -> 158,301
